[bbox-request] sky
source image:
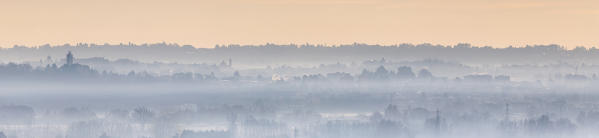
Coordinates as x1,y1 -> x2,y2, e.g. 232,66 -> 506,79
1,0 -> 598,48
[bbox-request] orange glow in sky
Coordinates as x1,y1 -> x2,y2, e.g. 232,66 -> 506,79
1,0 -> 598,48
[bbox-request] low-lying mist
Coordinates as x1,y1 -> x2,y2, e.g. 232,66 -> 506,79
0,44 -> 598,138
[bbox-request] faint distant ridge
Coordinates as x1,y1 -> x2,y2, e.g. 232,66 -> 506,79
1,43 -> 597,65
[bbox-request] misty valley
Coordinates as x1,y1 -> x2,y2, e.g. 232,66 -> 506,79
0,44 -> 598,138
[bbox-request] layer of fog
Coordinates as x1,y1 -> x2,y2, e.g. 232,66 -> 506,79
0,44 -> 597,138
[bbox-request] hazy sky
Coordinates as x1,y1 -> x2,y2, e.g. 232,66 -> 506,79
1,0 -> 598,48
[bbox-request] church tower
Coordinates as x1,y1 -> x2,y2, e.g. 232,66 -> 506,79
66,51 -> 74,65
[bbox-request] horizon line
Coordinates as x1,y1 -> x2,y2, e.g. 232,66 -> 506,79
4,42 -> 594,50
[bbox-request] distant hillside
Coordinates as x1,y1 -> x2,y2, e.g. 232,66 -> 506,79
2,43 -> 597,66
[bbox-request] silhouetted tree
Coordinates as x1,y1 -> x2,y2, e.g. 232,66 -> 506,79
397,66 -> 415,79
418,69 -> 433,79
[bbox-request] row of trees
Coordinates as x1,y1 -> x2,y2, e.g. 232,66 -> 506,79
4,43 -> 599,64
